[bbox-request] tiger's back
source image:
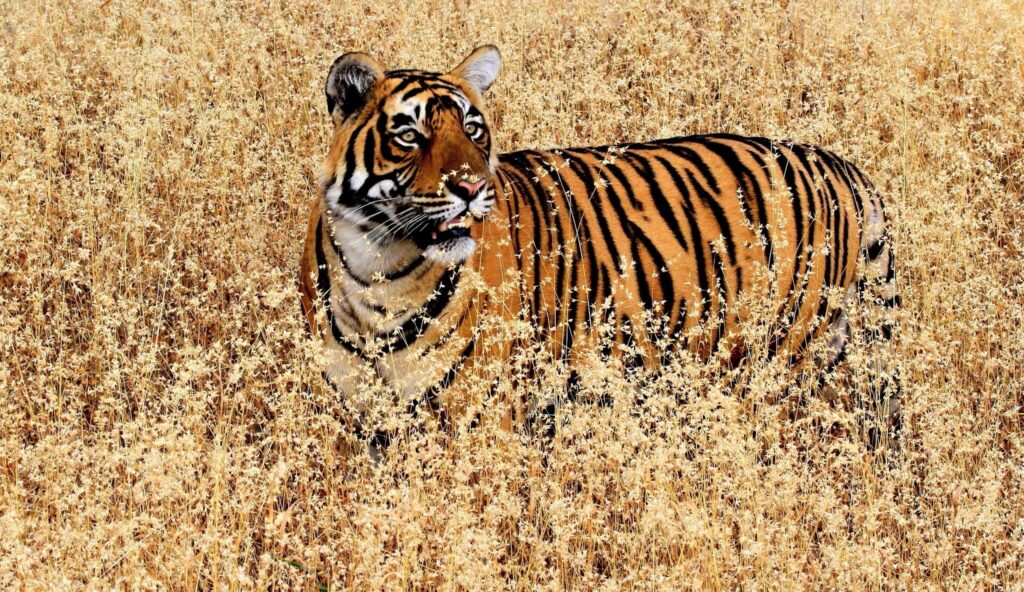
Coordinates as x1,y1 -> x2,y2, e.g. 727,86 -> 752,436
485,133 -> 890,369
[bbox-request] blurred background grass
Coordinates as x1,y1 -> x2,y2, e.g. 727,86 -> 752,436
1,0 -> 1022,589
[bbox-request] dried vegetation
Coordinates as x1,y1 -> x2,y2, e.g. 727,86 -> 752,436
1,0 -> 1022,589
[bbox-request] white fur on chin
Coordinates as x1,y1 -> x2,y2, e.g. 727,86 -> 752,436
423,236 -> 476,264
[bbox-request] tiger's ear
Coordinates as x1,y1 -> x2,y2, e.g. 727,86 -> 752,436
449,45 -> 501,95
325,52 -> 385,122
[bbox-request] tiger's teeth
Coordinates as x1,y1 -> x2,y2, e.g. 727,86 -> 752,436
439,221 -> 450,232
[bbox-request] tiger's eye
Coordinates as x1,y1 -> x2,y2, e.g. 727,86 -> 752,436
465,123 -> 480,137
399,130 -> 418,144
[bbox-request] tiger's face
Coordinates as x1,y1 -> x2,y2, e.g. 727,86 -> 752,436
320,46 -> 502,264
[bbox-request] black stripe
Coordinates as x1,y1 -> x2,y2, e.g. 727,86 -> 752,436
765,143 -> 809,359
393,78 -> 424,101
841,157 -> 869,230
776,152 -> 819,357
378,111 -> 410,163
823,157 -> 843,287
661,142 -> 721,194
617,152 -> 690,252
880,294 -> 901,308
685,168 -> 737,266
501,152 -> 551,325
328,234 -> 373,288
774,142 -> 805,290
314,216 -> 367,358
709,248 -> 728,354
496,168 -> 525,264
671,296 -> 688,347
575,147 -> 646,211
421,305 -> 474,356
361,126 -> 377,181
383,264 -> 462,353
790,146 -> 819,269
561,184 -> 583,360
821,151 -> 861,283
839,205 -> 852,284
720,137 -> 776,269
427,334 -> 478,394
556,152 -> 600,338
390,113 -> 414,127
792,290 -> 838,366
540,154 -> 570,347
339,117 -> 372,206
864,238 -> 887,260
608,152 -> 689,321
653,155 -> 711,331
807,152 -> 844,288
386,254 -> 425,280
569,155 -> 662,311
581,209 -> 601,331
580,159 -> 635,275
531,151 -> 569,336
700,140 -> 755,229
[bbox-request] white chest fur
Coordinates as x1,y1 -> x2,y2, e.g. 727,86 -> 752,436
319,211 -> 474,408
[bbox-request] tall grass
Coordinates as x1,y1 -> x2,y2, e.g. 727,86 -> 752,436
1,0 -> 1022,589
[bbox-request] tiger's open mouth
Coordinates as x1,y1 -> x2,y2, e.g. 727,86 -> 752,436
414,214 -> 477,263
415,214 -> 473,248
434,214 -> 472,240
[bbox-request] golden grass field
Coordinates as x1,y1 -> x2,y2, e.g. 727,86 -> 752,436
2,0 -> 1023,589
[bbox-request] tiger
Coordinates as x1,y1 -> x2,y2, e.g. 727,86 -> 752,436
298,46 -> 899,449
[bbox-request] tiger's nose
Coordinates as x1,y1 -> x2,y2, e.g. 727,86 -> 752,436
451,178 -> 487,201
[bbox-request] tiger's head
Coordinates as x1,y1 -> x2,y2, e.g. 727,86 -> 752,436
320,46 -> 502,265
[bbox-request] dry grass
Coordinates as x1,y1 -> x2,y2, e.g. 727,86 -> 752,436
2,0 -> 1023,589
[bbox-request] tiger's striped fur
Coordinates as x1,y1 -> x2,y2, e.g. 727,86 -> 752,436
298,47 -> 899,441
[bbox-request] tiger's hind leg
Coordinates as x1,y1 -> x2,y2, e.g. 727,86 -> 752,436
855,210 -> 902,452
815,290 -> 854,398
787,285 -> 857,444
812,184 -> 902,453
805,268 -> 900,454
